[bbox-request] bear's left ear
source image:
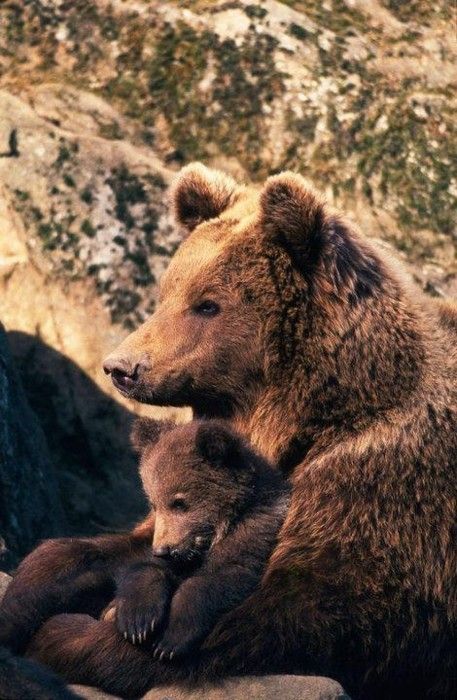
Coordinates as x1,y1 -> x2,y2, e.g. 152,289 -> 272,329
195,422 -> 244,470
131,418 -> 176,453
260,172 -> 327,270
170,162 -> 238,234
260,172 -> 383,298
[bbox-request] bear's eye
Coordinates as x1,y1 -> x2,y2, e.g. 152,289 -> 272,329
170,497 -> 189,512
193,300 -> 220,317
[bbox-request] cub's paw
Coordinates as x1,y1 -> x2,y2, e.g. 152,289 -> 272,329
115,595 -> 168,646
115,563 -> 172,646
153,620 -> 203,661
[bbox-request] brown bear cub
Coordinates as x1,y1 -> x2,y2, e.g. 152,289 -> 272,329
111,418 -> 289,660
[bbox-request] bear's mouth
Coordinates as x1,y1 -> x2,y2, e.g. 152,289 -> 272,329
110,370 -> 238,418
111,371 -> 195,405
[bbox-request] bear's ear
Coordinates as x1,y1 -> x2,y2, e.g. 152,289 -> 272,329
131,418 -> 175,453
260,172 -> 327,270
170,162 -> 237,233
260,172 -> 383,298
195,422 -> 244,470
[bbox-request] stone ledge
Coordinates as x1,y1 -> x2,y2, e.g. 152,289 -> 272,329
141,676 -> 349,700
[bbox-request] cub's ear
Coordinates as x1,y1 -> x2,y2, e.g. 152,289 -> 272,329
131,418 -> 175,453
260,172 -> 326,270
195,422 -> 244,470
170,162 -> 237,233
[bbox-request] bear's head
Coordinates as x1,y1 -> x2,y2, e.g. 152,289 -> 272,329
105,164 -> 419,461
132,418 -> 262,565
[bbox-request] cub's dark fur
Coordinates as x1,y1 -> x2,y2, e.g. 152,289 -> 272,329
112,419 -> 289,659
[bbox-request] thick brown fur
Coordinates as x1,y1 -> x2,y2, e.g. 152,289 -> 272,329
1,164 -> 456,699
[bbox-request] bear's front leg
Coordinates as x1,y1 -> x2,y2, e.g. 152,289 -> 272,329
152,578 -> 209,661
113,560 -> 179,646
26,614 -> 181,698
153,563 -> 264,661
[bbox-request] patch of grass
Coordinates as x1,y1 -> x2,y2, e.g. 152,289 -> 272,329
14,189 -> 29,201
288,23 -> 310,41
144,173 -> 167,190
98,121 -> 123,140
108,289 -> 142,328
80,187 -> 93,204
56,144 -> 71,167
4,2 -> 25,44
295,112 -> 319,140
147,21 -> 285,175
278,0 -> 367,34
106,164 -> 147,229
356,101 -> 457,234
244,5 -> 268,20
63,173 -> 76,188
37,222 -> 53,243
81,218 -> 96,237
380,0 -> 451,23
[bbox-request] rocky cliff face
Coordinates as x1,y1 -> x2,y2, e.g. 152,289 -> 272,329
0,0 -> 455,539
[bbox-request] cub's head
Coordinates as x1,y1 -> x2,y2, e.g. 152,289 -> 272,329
104,163 -> 384,420
132,418 -> 260,566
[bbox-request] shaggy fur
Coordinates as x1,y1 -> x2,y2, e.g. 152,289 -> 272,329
1,164 -> 455,699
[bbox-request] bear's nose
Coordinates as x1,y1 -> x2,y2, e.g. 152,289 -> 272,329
152,545 -> 171,558
103,356 -> 140,393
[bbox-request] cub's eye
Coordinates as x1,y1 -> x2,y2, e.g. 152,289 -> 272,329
193,300 -> 220,317
170,497 -> 188,512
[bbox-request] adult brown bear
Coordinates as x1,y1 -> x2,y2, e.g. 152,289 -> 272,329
1,165 -> 455,699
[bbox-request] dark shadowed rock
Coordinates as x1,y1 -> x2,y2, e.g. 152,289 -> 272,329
0,324 -> 65,570
6,331 -> 148,539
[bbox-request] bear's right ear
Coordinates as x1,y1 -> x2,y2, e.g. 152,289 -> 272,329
130,418 -> 175,453
170,162 -> 237,234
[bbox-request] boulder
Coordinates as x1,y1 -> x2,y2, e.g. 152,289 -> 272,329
142,676 -> 349,700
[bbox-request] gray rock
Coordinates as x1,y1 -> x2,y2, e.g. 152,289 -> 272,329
142,676 -> 350,700
70,676 -> 351,700
0,324 -> 66,569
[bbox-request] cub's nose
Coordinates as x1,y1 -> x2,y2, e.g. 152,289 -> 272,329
103,356 -> 140,393
152,545 -> 171,558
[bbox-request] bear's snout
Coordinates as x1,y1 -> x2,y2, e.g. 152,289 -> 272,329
103,355 -> 149,394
